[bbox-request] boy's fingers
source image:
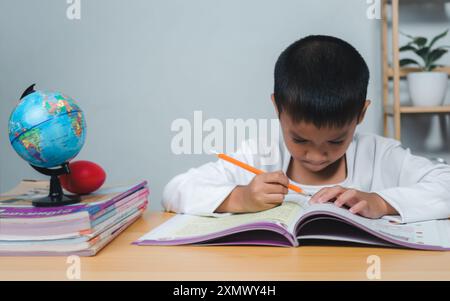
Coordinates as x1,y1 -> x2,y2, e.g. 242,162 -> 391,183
349,200 -> 367,215
264,193 -> 285,204
262,202 -> 283,211
334,189 -> 359,207
263,171 -> 289,187
264,183 -> 289,195
310,187 -> 329,203
312,186 -> 346,203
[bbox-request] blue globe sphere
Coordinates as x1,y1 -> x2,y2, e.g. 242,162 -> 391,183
8,89 -> 87,168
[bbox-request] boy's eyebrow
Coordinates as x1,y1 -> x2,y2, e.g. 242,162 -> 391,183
330,132 -> 349,140
290,131 -> 349,141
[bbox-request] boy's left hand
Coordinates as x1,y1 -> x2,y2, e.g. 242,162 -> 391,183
309,186 -> 398,219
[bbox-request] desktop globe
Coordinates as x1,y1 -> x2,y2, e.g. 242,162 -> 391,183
8,85 -> 86,168
8,84 -> 87,207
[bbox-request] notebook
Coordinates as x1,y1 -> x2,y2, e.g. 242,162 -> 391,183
135,194 -> 450,251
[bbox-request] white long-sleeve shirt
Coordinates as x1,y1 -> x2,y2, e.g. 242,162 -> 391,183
162,132 -> 450,223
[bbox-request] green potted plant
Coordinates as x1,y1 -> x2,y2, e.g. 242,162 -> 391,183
399,29 -> 450,106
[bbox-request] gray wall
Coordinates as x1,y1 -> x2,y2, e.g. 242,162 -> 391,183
1,0 -> 449,211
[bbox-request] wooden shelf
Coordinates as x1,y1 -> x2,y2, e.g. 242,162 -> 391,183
387,66 -> 450,78
385,105 -> 450,115
381,0 -> 450,140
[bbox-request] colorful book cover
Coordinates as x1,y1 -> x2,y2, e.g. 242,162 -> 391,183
0,180 -> 148,218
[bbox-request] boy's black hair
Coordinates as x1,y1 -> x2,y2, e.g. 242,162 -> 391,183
274,35 -> 370,128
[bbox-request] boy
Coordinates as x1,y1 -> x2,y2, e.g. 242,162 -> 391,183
163,35 -> 450,223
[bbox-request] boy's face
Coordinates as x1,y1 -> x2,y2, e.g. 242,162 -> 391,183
274,98 -> 369,173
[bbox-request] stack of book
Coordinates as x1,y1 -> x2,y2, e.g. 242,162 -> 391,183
0,179 -> 149,256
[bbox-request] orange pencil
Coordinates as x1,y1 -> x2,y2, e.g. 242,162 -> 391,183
212,151 -> 310,196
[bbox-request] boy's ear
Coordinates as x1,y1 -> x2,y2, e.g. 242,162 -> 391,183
271,94 -> 279,115
357,100 -> 371,124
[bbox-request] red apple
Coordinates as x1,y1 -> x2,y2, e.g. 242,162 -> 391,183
60,160 -> 106,194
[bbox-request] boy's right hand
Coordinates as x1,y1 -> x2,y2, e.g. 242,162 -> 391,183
216,171 -> 290,213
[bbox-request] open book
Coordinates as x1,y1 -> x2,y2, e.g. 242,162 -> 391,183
135,194 -> 450,251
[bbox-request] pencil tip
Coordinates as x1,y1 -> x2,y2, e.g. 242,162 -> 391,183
210,149 -> 220,155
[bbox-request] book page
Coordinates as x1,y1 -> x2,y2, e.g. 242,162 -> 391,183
368,218 -> 450,248
139,201 -> 305,241
301,202 -> 450,248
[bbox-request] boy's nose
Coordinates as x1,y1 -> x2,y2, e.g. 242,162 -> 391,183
305,153 -> 327,163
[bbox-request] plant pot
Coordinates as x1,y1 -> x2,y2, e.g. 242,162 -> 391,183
407,72 -> 448,107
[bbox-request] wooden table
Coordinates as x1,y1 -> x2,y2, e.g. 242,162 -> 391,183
1,211 -> 450,281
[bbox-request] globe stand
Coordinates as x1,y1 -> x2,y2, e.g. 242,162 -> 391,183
30,163 -> 81,207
